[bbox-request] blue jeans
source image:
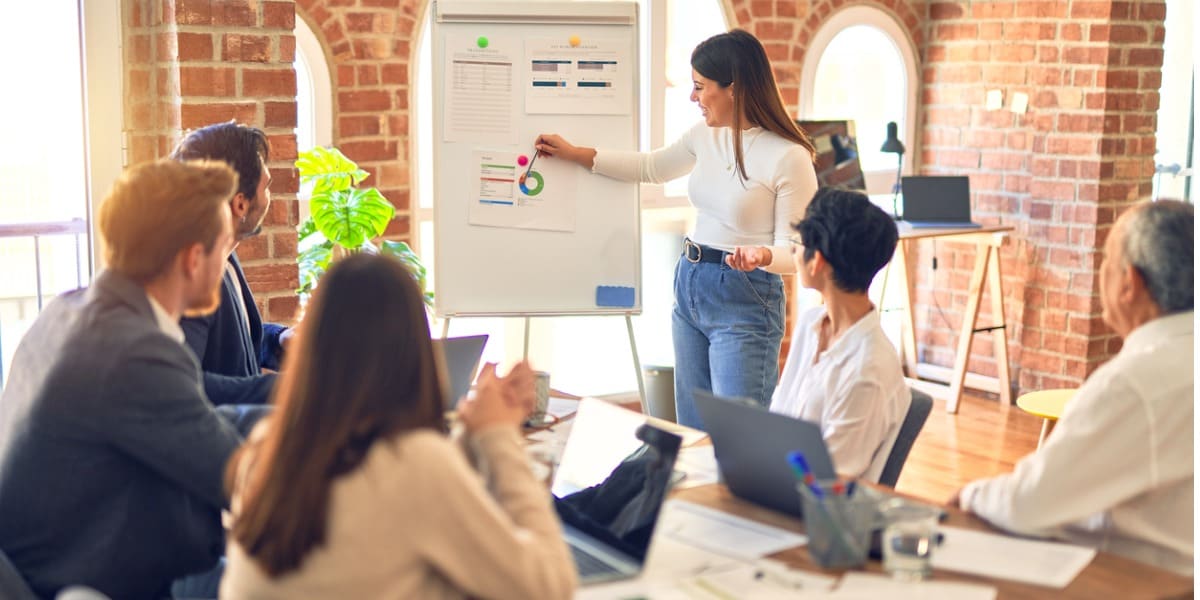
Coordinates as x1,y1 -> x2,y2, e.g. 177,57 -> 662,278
672,256 -> 785,429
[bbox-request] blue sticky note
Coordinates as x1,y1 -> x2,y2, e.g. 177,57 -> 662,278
596,285 -> 635,308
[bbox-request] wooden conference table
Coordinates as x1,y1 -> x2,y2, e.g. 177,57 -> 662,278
541,396 -> 1193,598
671,482 -> 1193,599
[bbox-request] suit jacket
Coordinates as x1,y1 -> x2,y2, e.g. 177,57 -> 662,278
0,270 -> 242,599
181,252 -> 281,406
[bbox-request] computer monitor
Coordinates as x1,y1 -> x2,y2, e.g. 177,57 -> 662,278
795,119 -> 866,191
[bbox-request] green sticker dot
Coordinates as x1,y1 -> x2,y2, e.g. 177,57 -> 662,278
477,36 -> 489,48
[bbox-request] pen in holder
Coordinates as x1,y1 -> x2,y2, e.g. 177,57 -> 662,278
796,480 -> 876,569
787,450 -> 875,569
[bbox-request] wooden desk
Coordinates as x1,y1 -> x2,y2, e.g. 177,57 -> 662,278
672,483 -> 1193,599
879,225 -> 1014,413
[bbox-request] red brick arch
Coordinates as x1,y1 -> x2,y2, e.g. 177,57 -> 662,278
292,0 -> 426,239
720,0 -> 921,109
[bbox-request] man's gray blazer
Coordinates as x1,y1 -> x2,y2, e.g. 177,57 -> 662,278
0,270 -> 242,599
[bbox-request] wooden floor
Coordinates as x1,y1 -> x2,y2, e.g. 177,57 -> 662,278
894,391 -> 1041,503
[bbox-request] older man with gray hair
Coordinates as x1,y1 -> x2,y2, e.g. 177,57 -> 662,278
953,200 -> 1194,575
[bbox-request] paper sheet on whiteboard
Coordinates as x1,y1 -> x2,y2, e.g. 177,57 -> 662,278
443,35 -> 517,145
525,37 -> 631,115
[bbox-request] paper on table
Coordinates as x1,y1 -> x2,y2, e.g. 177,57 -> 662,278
932,526 -> 1096,588
573,535 -> 740,599
833,573 -> 996,599
658,500 -> 807,560
572,578 -> 696,600
673,445 -> 719,490
547,397 -> 579,419
684,559 -> 837,599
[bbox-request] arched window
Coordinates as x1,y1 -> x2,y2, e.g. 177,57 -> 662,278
293,16 -> 334,222
801,6 -> 918,194
293,15 -> 334,167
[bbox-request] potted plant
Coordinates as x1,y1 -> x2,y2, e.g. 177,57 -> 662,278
295,147 -> 431,305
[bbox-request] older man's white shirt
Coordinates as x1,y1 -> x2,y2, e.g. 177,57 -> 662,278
769,306 -> 910,482
960,311 -> 1194,575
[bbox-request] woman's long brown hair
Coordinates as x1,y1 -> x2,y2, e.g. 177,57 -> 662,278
691,29 -> 815,181
225,253 -> 446,577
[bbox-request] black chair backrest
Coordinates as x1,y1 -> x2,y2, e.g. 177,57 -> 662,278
878,389 -> 933,487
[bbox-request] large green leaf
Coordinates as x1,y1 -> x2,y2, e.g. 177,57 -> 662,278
380,239 -> 433,307
296,147 -> 368,195
310,187 -> 395,249
296,239 -> 333,298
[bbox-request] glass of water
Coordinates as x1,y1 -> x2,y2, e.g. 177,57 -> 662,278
880,498 -> 941,580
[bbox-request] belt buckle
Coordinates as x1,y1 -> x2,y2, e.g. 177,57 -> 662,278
684,239 -> 702,263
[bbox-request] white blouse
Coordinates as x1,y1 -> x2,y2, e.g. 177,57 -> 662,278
769,306 -> 910,481
592,121 -> 817,274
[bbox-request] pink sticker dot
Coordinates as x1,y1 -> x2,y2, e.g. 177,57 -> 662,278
517,155 -> 529,166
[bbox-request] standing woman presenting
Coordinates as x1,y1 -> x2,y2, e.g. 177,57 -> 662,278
536,29 -> 818,428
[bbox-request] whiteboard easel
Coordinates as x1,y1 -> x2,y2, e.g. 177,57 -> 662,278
432,1 -> 646,407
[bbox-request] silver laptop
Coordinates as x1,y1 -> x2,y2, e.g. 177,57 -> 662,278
552,398 -> 682,584
431,334 -> 488,409
900,175 -> 982,228
693,390 -> 836,519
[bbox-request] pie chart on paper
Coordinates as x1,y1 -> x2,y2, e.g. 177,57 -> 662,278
520,170 -> 545,196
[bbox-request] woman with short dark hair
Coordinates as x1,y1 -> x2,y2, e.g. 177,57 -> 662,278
770,187 -> 910,482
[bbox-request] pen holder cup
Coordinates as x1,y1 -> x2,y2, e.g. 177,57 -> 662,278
797,482 -> 877,569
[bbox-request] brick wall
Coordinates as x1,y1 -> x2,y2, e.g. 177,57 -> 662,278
123,0 -> 300,324
723,0 -> 1165,393
120,0 -> 1167,391
919,0 -> 1166,391
294,0 -> 419,242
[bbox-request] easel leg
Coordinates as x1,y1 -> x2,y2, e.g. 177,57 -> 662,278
441,317 -> 450,339
895,240 -> 918,377
626,313 -> 647,413
948,244 -> 989,413
987,245 -> 1013,407
523,316 -> 531,361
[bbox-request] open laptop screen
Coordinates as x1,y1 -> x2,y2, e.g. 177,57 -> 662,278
900,175 -> 972,224
431,334 -> 488,409
552,399 -> 682,563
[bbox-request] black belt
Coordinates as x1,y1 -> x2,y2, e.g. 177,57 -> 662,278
683,239 -> 727,264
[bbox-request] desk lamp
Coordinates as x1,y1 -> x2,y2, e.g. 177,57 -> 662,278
880,121 -> 905,219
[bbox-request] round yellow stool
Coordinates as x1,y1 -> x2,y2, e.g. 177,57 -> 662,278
1016,389 -> 1076,449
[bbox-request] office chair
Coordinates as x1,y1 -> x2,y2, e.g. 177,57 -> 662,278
0,548 -> 37,600
878,388 -> 933,487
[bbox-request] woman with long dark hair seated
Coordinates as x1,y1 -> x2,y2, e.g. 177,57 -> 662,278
219,254 -> 577,598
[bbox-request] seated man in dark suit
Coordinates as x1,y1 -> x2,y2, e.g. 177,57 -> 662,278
169,121 -> 289,407
0,160 -> 244,598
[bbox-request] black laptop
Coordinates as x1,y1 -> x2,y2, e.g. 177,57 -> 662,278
431,334 -> 488,409
693,390 -> 836,518
900,175 -> 982,228
552,398 -> 682,584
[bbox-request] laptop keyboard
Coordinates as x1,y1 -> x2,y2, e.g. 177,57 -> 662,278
570,543 -> 621,577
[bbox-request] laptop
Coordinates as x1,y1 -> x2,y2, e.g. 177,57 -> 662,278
900,175 -> 982,228
431,334 -> 488,409
552,398 -> 682,584
693,390 -> 836,518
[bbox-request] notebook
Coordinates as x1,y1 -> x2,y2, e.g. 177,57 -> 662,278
900,175 -> 982,228
431,334 -> 488,409
552,398 -> 682,585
